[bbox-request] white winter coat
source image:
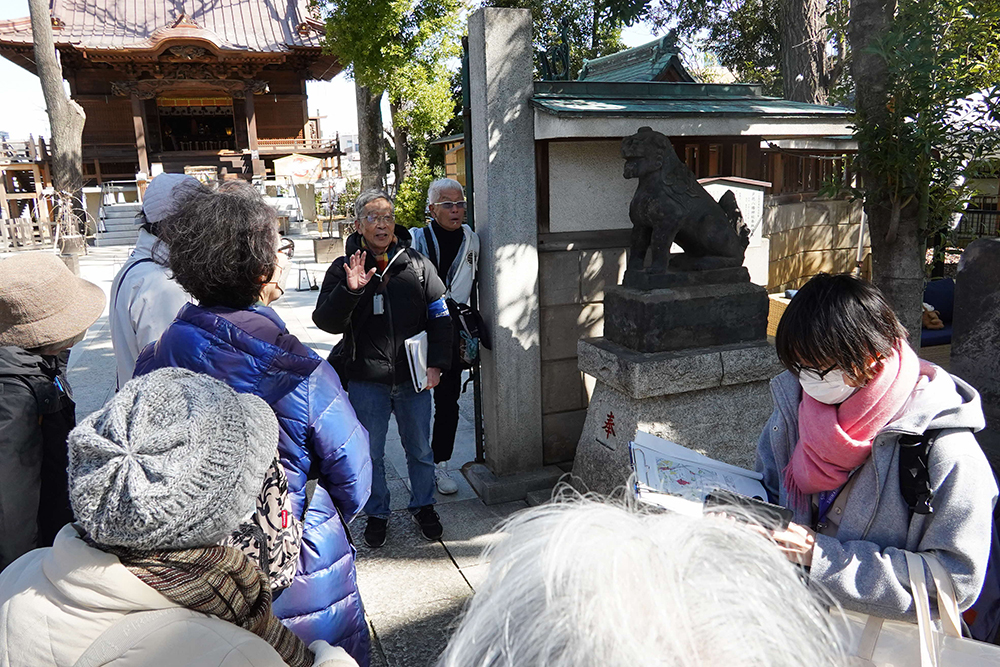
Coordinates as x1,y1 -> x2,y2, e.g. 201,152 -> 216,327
410,224 -> 479,306
0,525 -> 287,667
109,229 -> 191,389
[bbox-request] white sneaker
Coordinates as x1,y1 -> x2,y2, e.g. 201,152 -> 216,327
435,461 -> 459,495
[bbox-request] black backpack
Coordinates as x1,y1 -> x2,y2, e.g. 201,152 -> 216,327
899,429 -> 1000,642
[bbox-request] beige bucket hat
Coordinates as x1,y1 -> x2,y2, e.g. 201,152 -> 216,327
0,253 -> 106,349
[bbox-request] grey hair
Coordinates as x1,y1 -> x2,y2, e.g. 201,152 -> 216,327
159,180 -> 278,309
437,498 -> 847,667
354,189 -> 393,222
426,178 -> 464,207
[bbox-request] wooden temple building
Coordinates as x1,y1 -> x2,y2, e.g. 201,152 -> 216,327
0,0 -> 342,183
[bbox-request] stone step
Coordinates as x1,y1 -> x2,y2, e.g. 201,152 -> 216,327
94,237 -> 138,248
100,220 -> 137,232
95,228 -> 139,247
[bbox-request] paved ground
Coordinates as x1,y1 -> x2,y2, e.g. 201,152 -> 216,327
35,238 -> 523,667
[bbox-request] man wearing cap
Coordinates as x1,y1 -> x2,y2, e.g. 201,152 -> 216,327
0,253 -> 105,569
109,173 -> 208,388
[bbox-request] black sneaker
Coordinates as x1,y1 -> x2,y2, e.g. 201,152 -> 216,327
364,517 -> 388,548
411,506 -> 443,541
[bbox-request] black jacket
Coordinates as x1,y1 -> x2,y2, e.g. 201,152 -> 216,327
312,227 -> 452,386
0,346 -> 76,560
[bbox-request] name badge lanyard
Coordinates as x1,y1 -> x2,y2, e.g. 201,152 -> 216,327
372,247 -> 407,316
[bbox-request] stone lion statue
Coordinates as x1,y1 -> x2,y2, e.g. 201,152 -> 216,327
622,126 -> 750,275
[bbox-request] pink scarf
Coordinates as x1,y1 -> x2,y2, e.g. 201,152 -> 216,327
784,342 -> 924,506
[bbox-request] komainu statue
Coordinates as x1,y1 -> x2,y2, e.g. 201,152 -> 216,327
622,126 -> 750,276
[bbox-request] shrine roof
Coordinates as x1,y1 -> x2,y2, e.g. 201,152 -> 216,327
577,35 -> 695,83
0,0 -> 326,54
532,81 -> 851,118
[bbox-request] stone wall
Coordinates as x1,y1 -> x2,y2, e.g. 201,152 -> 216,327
538,246 -> 626,464
765,198 -> 868,292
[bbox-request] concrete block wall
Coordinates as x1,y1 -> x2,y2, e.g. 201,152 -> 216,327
538,247 -> 626,464
765,198 -> 868,292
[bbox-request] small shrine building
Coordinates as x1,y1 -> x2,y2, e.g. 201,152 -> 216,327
0,0 -> 341,182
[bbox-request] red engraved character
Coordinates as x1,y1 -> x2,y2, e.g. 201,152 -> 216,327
603,412 -> 616,438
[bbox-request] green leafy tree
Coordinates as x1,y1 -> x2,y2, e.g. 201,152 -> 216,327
647,0 -> 850,103
317,0 -> 462,188
486,0 -> 650,79
850,0 -> 1000,337
393,151 -> 444,228
338,177 -> 362,218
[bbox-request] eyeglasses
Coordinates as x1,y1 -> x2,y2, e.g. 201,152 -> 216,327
792,363 -> 838,379
364,213 -> 395,225
432,200 -> 466,211
278,237 -> 295,259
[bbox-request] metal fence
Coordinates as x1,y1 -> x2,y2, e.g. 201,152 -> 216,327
955,196 -> 1000,244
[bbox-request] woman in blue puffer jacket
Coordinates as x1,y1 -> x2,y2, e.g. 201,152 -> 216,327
132,182 -> 373,666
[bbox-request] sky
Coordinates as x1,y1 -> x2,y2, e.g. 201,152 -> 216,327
0,1 -> 659,141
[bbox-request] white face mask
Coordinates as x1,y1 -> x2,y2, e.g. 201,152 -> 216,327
273,252 -> 290,292
798,368 -> 859,405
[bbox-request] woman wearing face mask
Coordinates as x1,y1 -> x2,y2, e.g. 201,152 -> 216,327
131,181 -> 373,666
754,273 -> 997,621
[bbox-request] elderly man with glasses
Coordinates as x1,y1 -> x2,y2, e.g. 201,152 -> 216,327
410,178 -> 480,495
313,189 -> 452,548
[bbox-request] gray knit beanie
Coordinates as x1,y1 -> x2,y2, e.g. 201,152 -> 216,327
68,367 -> 278,550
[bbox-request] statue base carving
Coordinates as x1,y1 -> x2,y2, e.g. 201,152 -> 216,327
571,338 -> 783,496
605,281 -> 768,354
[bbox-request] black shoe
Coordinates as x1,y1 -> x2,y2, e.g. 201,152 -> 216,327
411,506 -> 443,541
364,517 -> 388,548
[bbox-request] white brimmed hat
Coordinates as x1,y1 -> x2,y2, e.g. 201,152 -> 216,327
141,173 -> 201,224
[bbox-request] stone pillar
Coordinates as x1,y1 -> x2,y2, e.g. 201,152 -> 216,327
467,8 -> 544,476
951,238 -> 1000,470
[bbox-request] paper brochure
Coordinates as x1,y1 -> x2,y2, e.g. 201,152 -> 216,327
405,331 -> 429,393
629,431 -> 767,510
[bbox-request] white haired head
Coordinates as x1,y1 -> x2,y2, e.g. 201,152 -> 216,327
426,178 -> 464,207
437,498 -> 846,667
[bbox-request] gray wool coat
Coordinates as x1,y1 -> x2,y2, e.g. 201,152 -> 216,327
755,365 -> 998,621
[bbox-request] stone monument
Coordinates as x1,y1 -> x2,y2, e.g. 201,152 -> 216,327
951,238 -> 1000,474
572,127 -> 783,495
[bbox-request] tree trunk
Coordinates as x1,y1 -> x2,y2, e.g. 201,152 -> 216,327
388,101 -> 411,188
780,0 -> 828,104
850,0 -> 924,343
28,0 -> 86,221
355,83 -> 385,191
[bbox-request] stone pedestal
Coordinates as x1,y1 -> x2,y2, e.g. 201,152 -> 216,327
951,238 -> 1000,473
605,280 -> 768,352
571,337 -> 783,496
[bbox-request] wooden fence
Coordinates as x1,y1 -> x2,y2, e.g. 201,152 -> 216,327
0,217 -> 53,251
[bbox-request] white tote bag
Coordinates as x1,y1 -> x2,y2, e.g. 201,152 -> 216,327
840,552 -> 1000,667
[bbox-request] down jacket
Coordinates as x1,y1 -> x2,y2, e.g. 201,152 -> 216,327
134,303 -> 373,666
755,365 -> 998,621
0,525 -> 289,667
312,228 -> 452,386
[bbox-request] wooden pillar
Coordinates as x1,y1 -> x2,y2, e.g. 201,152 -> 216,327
131,94 -> 150,177
244,90 -> 263,177
32,164 -> 47,222
0,168 -> 10,219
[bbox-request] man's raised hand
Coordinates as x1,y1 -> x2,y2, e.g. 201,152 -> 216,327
345,250 -> 376,292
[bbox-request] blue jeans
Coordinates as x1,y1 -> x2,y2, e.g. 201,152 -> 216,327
349,380 -> 435,519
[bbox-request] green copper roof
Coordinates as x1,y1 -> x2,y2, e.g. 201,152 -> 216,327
532,81 -> 853,118
578,34 -> 695,83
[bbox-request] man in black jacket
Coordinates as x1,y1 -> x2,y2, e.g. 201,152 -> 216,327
313,190 -> 452,548
0,253 -> 105,570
